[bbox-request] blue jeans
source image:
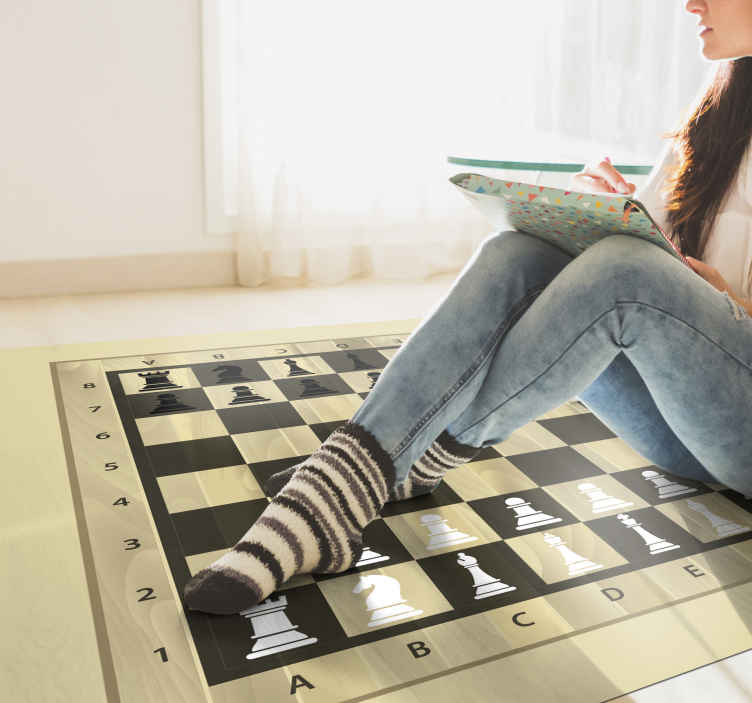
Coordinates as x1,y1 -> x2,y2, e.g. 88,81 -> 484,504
350,229 -> 752,495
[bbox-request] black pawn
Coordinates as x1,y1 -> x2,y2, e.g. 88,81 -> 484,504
229,385 -> 271,405
149,393 -> 196,415
298,378 -> 335,398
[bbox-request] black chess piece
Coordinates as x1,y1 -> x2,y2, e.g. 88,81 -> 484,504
298,378 -> 336,398
284,358 -> 312,376
346,351 -> 372,370
229,385 -> 271,405
213,364 -> 251,384
138,370 -> 181,391
366,371 -> 381,389
149,393 -> 196,414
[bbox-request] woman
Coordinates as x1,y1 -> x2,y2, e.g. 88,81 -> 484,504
184,0 -> 752,615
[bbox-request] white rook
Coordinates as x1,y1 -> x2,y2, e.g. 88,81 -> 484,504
241,595 -> 318,659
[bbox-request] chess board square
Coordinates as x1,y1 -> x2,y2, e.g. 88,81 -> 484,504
383,503 -> 501,560
655,492 -> 752,544
489,418 -> 568,456
468,488 -> 579,539
273,373 -> 359,401
379,483 -> 463,518
337,369 -> 386,394
543,474 -> 649,522
572,436 -> 658,475
612,467 -> 714,505
504,522 -> 628,586
443,456 -> 538,502
232,424 -> 326,465
171,499 -> 268,556
257,355 -> 335,380
135,410 -> 228,447
316,561 -> 452,637
288,393 -> 364,426
203,381 -> 287,410
314,348 -> 390,374
190,359 -> 270,386
506,445 -> 608,486
207,585 -> 346,675
118,367 -> 200,395
146,435 -> 245,477
157,465 -> 264,513
417,541 -> 540,613
218,402 -> 302,436
585,505 -> 705,567
536,412 -> 618,445
127,387 -> 213,419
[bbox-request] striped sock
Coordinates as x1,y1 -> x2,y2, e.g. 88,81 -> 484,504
182,421 -> 396,615
388,429 -> 481,500
263,428 -> 480,502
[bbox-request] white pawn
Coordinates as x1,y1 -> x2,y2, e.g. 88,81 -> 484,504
642,470 -> 696,498
685,498 -> 750,538
577,482 -> 632,514
420,514 -> 477,550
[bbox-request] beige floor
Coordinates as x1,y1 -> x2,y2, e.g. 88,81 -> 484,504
3,277 -> 752,702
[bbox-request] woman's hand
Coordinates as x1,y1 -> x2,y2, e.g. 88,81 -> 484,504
685,256 -> 731,294
569,156 -> 636,195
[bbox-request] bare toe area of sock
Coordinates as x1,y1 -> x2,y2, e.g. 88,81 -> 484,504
184,566 -> 263,615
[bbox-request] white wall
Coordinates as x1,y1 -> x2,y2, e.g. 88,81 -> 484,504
0,0 -> 232,263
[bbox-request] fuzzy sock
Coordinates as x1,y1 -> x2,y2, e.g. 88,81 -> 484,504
263,428 -> 481,502
183,421 -> 396,615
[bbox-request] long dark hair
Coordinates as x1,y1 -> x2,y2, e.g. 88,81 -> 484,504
661,57 -> 752,280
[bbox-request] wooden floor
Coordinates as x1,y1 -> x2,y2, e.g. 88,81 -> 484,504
2,277 -> 752,702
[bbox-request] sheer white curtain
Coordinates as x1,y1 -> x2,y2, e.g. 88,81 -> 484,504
202,1 -> 712,288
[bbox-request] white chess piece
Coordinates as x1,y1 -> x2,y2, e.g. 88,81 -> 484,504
457,552 -> 516,599
542,532 -> 603,577
352,574 -> 423,626
355,546 -> 390,567
577,482 -> 633,514
241,595 -> 318,659
505,496 -> 562,530
617,513 -> 680,555
420,514 -> 477,550
642,470 -> 697,498
685,498 -> 750,538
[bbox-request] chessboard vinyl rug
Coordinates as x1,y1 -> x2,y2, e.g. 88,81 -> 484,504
46,321 -> 752,703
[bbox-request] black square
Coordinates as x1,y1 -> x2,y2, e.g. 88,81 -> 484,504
536,412 -> 618,444
127,387 -> 213,419
613,467 -> 714,505
507,446 -> 607,486
147,436 -> 245,477
417,541 -> 539,613
468,488 -> 578,538
171,499 -> 268,556
585,506 -> 704,567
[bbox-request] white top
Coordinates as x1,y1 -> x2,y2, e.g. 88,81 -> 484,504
634,138 -> 752,300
